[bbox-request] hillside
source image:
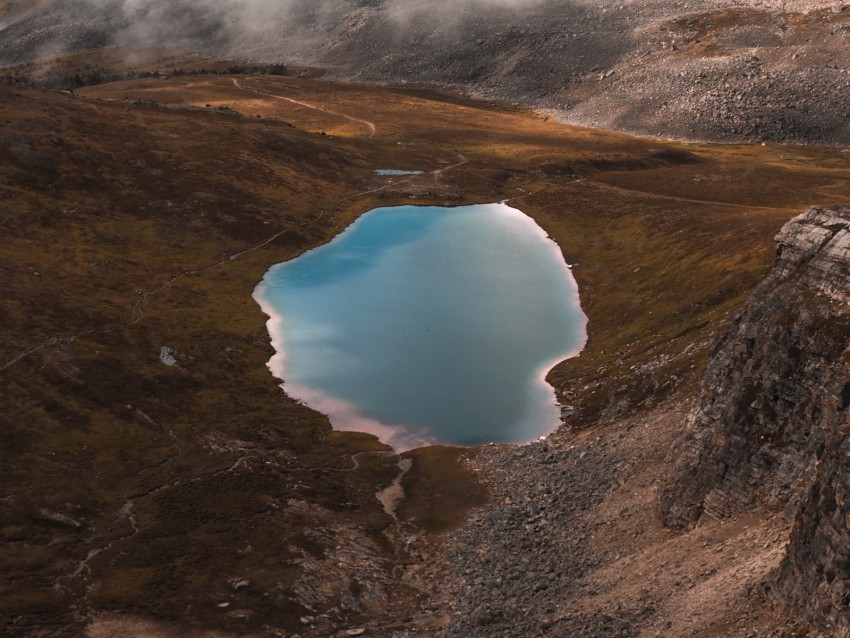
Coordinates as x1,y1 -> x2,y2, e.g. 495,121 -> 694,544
661,206 -> 850,633
3,1 -> 850,145
4,3 -> 850,636
2,70 -> 850,636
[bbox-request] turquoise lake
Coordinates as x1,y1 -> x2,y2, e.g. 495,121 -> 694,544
254,202 -> 586,450
374,169 -> 424,176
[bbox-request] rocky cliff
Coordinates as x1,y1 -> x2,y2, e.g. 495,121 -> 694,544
660,205 -> 850,631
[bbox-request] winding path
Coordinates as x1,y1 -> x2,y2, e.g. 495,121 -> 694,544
58,449 -> 260,623
232,78 -> 377,138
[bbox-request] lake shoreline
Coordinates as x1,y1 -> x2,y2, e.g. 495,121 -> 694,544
254,201 -> 588,450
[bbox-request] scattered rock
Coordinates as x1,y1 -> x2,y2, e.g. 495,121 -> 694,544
230,578 -> 250,591
6,1 -> 850,144
159,345 -> 176,366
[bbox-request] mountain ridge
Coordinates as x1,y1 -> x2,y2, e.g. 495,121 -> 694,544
4,0 -> 850,145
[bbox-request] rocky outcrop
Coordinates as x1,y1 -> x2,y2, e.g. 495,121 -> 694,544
659,205 -> 850,630
775,418 -> 850,636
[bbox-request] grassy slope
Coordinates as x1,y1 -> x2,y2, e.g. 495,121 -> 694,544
2,69 -> 850,635
0,79 -> 405,635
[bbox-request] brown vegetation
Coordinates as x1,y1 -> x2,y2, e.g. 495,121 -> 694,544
2,68 -> 850,636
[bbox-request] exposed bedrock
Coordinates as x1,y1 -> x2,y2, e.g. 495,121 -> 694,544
659,204 -> 850,630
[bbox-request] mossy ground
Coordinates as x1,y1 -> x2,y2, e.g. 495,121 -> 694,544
3,55 -> 850,635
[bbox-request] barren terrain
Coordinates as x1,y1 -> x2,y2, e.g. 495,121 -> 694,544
4,1 -> 850,145
5,1 -> 850,636
2,69 -> 850,636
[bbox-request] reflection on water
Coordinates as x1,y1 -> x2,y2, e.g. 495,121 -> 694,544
374,169 -> 424,175
255,203 -> 586,450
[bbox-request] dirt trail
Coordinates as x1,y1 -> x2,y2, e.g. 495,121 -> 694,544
59,449 -> 258,623
232,78 -> 376,137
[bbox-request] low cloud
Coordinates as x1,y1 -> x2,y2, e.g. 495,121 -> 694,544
87,0 -> 550,48
1,0 -> 568,66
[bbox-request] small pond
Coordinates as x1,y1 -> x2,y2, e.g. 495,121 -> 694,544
374,169 -> 424,175
255,202 -> 586,450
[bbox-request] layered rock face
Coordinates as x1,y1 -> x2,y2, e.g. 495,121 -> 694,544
659,205 -> 850,629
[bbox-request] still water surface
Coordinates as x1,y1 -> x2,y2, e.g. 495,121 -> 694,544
255,203 -> 586,450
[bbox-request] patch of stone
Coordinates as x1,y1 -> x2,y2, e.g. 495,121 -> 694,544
660,205 -> 850,633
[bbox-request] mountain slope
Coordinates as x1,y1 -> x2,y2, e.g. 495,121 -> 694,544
6,71 -> 849,636
3,0 -> 850,144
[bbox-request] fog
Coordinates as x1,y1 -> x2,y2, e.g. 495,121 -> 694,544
75,0 -> 552,49
0,0 -> 591,68
20,0 -> 560,62
98,0 -> 548,35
